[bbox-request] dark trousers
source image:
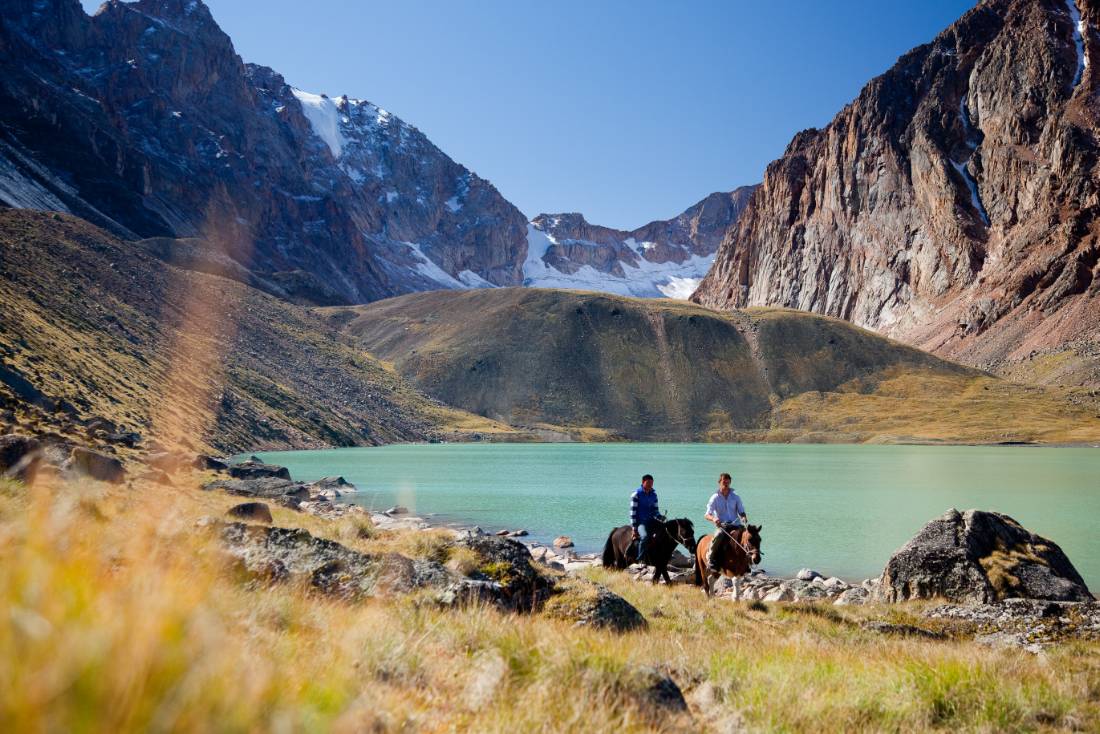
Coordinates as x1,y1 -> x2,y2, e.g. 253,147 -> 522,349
707,523 -> 743,572
636,520 -> 659,563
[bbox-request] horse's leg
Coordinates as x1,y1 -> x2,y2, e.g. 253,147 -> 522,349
731,575 -> 741,600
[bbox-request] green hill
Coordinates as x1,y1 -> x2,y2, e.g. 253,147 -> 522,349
332,289 -> 1100,444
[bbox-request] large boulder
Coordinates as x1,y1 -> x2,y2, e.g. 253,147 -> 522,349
541,578 -> 646,631
215,522 -> 489,603
228,460 -> 290,480
68,447 -> 125,483
204,477 -> 310,508
881,509 -> 1093,604
0,434 -> 41,484
227,501 -> 274,524
308,476 -> 357,500
458,534 -> 554,611
619,666 -> 688,714
311,476 -> 357,492
195,454 -> 229,472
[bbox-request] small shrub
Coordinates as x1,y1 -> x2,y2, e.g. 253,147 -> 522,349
445,547 -> 481,576
336,514 -> 375,543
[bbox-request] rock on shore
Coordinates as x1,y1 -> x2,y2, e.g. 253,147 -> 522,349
881,509 -> 1093,604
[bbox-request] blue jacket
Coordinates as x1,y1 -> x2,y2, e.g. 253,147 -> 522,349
630,487 -> 661,528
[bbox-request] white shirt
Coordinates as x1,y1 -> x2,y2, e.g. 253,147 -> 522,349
706,490 -> 746,524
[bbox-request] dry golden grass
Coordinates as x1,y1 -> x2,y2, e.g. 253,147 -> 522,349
771,370 -> 1100,444
2,474 -> 1099,733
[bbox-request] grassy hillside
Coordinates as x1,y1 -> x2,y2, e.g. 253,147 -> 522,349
0,210 -> 525,453
2,472 -> 1098,732
334,289 -> 1100,444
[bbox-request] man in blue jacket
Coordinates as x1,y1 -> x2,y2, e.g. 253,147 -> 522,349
630,474 -> 664,563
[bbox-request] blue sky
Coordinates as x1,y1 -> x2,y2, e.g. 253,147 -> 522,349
82,0 -> 976,229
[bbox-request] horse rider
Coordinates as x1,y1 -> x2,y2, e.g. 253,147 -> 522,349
703,472 -> 748,575
630,473 -> 664,563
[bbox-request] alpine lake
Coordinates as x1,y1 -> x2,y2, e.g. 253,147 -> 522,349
253,443 -> 1100,588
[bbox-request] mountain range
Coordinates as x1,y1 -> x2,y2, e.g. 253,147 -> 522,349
4,208 -> 1097,452
0,0 -> 750,306
2,0 -> 1099,394
525,187 -> 755,298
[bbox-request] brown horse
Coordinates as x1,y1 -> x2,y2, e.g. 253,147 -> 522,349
602,518 -> 697,584
694,524 -> 763,597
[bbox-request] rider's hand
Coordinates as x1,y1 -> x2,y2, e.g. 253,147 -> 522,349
631,529 -> 639,540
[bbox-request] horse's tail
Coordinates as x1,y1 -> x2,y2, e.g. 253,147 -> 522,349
693,551 -> 702,586
601,532 -> 617,568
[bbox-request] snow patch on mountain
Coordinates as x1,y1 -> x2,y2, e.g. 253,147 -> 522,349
458,270 -> 494,288
951,160 -> 990,226
1066,0 -> 1087,88
291,89 -> 346,158
658,276 -> 704,300
522,224 -> 714,299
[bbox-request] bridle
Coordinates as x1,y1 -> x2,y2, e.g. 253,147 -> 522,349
667,520 -> 697,553
719,524 -> 761,563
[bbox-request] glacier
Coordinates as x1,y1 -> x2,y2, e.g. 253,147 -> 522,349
521,224 -> 714,299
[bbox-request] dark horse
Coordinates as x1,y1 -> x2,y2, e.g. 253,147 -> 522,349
602,518 -> 698,584
694,525 -> 763,597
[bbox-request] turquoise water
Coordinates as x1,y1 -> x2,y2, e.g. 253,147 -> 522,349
254,444 -> 1100,587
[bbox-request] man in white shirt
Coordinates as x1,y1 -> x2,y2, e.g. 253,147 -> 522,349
703,472 -> 748,575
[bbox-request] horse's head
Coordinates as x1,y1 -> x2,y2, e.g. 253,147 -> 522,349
742,524 -> 763,565
666,518 -> 697,555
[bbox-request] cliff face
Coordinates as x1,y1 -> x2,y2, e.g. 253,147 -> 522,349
693,0 -> 1100,382
0,0 -> 528,303
526,187 -> 755,298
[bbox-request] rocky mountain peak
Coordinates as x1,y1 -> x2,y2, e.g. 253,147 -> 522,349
0,0 -> 528,303
129,0 -> 215,23
693,0 -> 1100,385
524,186 -> 756,298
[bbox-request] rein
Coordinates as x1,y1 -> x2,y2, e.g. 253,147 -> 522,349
660,520 -> 697,553
718,525 -> 757,562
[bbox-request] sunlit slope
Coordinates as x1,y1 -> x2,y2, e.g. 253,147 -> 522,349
0,210 -> 521,453
333,289 -> 1100,444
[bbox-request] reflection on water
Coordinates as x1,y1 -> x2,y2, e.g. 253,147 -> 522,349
256,444 -> 1100,586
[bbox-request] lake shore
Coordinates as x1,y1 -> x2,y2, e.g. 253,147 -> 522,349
254,442 -> 1100,590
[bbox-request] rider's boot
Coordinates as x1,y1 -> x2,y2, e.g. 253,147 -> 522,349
706,534 -> 721,575
706,548 -> 720,576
